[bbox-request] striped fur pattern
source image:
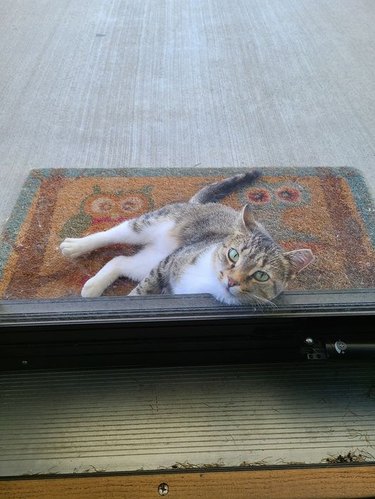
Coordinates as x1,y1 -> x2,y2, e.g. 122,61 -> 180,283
60,170 -> 314,306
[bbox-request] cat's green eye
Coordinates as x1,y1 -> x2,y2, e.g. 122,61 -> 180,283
228,248 -> 239,263
252,270 -> 270,282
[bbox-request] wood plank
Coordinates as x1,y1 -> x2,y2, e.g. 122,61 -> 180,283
3,363 -> 375,476
1,466 -> 375,499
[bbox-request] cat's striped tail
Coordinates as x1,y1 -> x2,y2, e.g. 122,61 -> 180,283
189,169 -> 261,204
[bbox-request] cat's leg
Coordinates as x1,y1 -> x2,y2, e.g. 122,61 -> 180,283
60,220 -> 144,258
128,267 -> 164,296
81,246 -> 167,298
60,218 -> 176,258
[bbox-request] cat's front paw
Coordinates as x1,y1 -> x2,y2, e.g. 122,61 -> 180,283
81,277 -> 105,298
60,238 -> 88,258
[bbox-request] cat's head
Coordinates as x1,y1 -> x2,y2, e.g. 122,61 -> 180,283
216,205 -> 314,305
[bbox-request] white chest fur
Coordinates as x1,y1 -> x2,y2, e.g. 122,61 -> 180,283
171,246 -> 238,305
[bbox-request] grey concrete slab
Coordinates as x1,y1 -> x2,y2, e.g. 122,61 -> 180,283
0,0 -> 375,230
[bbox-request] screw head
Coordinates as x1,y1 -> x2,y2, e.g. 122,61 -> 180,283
334,340 -> 347,354
158,483 -> 169,496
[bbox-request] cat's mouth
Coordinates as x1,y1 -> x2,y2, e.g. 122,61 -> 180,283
218,271 -> 241,295
226,277 -> 241,295
227,277 -> 237,288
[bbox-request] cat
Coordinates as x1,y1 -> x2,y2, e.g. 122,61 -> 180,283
60,170 -> 314,306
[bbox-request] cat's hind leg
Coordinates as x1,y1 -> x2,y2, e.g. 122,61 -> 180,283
128,267 -> 165,296
81,256 -> 129,298
81,246 -> 168,298
60,218 -> 176,258
60,220 -> 147,258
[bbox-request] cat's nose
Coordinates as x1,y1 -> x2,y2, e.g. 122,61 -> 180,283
227,277 -> 238,288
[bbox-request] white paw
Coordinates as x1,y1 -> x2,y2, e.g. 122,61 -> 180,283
60,238 -> 89,258
81,277 -> 105,298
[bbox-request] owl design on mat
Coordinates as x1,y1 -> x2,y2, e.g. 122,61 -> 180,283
60,186 -> 154,239
239,181 -> 317,243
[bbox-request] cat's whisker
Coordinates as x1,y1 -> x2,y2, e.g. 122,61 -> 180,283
247,294 -> 278,310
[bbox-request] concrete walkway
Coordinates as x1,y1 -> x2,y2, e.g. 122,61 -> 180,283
1,0 -> 375,229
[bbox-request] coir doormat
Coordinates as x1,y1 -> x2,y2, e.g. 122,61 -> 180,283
0,167 -> 374,299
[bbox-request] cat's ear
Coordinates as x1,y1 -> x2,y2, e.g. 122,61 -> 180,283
284,249 -> 315,275
241,204 -> 257,232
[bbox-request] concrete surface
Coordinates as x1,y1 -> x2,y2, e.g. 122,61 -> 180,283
0,0 -> 375,228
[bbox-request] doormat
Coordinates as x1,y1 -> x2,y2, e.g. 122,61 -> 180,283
0,167 -> 374,299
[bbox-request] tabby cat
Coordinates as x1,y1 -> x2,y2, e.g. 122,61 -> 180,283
60,171 -> 314,306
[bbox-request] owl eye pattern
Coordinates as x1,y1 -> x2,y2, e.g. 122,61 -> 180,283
83,193 -> 150,219
247,188 -> 271,204
90,197 -> 114,213
246,185 -> 302,205
120,196 -> 145,212
276,186 -> 301,203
